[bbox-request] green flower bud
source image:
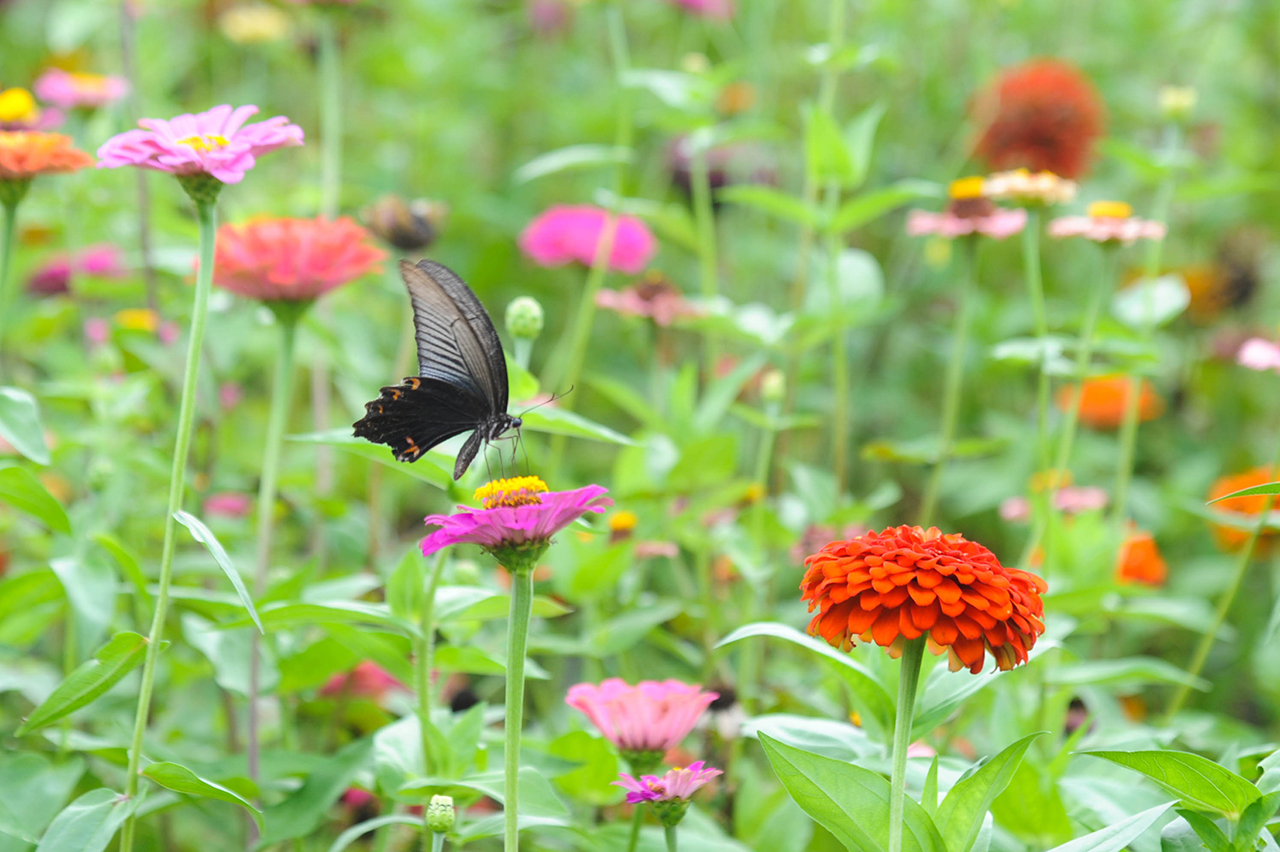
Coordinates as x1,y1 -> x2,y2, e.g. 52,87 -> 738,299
505,296 -> 544,340
427,795 -> 455,833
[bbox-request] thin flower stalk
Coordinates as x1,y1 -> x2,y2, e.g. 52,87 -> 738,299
504,564 -> 534,852
1020,208 -> 1051,472
888,639 -> 925,852
824,182 -> 849,493
0,197 -> 16,372
689,130 -> 720,378
417,552 -> 446,849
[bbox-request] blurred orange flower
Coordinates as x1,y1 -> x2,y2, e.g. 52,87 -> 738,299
1056,375 -> 1163,430
0,131 -> 93,181
1115,531 -> 1167,586
1208,467 -> 1280,550
800,525 -> 1047,674
211,216 -> 384,302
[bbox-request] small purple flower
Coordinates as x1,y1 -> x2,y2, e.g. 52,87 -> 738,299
614,761 -> 722,805
421,476 -> 611,561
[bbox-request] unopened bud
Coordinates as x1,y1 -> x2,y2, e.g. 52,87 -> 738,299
760,368 -> 785,403
427,795 -> 455,832
1158,86 -> 1197,122
505,296 -> 544,340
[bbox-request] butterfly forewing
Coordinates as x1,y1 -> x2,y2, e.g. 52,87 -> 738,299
352,376 -> 487,462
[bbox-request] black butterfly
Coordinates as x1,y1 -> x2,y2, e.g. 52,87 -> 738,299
353,258 -> 521,480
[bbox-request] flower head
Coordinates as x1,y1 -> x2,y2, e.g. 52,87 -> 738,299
1048,201 -> 1166,244
203,492 -> 252,518
596,271 -> 698,327
1056,374 -> 1164,430
1116,530 -> 1167,586
0,87 -> 61,130
1208,467 -> 1280,551
614,761 -> 722,805
0,132 -> 93,181
664,0 -> 733,18
566,678 -> 717,759
211,216 -> 384,303
1238,338 -> 1280,374
33,69 -> 129,110
96,104 -> 303,184
983,168 -> 1077,206
320,660 -> 408,700
27,244 -> 125,296
421,477 -> 611,564
519,205 -> 656,274
800,525 -> 1048,674
219,3 -> 293,44
973,59 -> 1104,179
906,177 -> 1027,240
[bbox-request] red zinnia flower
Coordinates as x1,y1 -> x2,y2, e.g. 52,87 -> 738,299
800,526 -> 1047,674
973,59 -> 1104,180
210,216 -> 384,302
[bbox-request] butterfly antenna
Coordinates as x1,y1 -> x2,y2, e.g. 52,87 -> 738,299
516,385 -> 575,417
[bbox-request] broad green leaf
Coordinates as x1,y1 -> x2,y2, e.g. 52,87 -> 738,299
519,407 -> 635,445
1084,751 -> 1260,818
0,753 -> 83,844
434,586 -> 572,623
744,715 -> 876,764
717,622 -> 894,732
548,731 -> 620,805
1160,816 -> 1207,852
49,555 -> 117,660
1112,275 -> 1190,330
92,533 -> 153,609
290,429 -> 454,490
830,180 -> 942,233
0,387 -> 50,465
513,144 -> 631,184
843,102 -> 886,189
16,632 -> 149,735
1208,481 -> 1280,503
717,185 -> 822,228
1237,791 -> 1280,850
936,733 -> 1043,852
34,788 -> 138,852
182,614 -> 278,696
174,510 -> 263,634
1170,810 -> 1229,852
922,757 -> 939,817
1045,658 -> 1208,691
693,353 -> 769,434
759,734 -> 945,852
385,548 -> 425,622
805,105 -> 854,185
1042,803 -> 1173,852
258,739 -> 373,845
326,815 -> 420,852
225,601 -> 418,636
0,465 -> 70,533
141,762 -> 261,827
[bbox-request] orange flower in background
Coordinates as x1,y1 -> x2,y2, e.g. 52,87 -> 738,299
1116,531 -> 1167,586
800,525 -> 1047,674
1056,375 -> 1164,430
973,59 -> 1104,179
0,131 -> 93,181
1208,467 -> 1280,550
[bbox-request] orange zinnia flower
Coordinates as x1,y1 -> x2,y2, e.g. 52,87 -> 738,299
1207,467 -> 1280,550
800,526 -> 1047,674
1056,374 -> 1164,430
1115,531 -> 1167,586
0,131 -> 93,181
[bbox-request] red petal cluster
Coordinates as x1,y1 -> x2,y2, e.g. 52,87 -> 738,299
973,59 -> 1104,180
211,216 -> 384,302
800,525 -> 1048,674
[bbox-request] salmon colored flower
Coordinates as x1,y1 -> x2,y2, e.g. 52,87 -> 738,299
1048,201 -> 1165,244
1208,467 -> 1280,551
566,679 -> 717,765
800,525 -> 1048,674
1116,530 -> 1167,586
906,176 -> 1027,240
596,272 -> 698,326
203,492 -> 252,518
210,216 -> 384,302
33,69 -> 129,110
0,132 -> 93,182
983,168 -> 1077,206
1056,374 -> 1164,430
320,660 -> 408,700
973,59 -> 1104,179
519,205 -> 656,274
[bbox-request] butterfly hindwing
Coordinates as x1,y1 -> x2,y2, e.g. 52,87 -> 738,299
352,376 -> 488,463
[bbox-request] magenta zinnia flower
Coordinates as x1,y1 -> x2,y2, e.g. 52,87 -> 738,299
614,761 -> 722,804
96,104 -> 303,184
421,476 -> 611,562
33,69 -> 129,110
566,678 -> 717,765
519,205 -> 656,274
665,0 -> 733,19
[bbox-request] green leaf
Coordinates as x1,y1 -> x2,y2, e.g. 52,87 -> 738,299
290,429 -> 454,490
830,180 -> 942,233
621,68 -> 713,111
385,548 -> 425,622
92,533 -> 153,609
1236,791 -> 1280,850
49,555 -> 117,660
936,733 -> 1043,852
1161,816 -> 1211,852
16,632 -> 150,735
226,601 -> 418,636
258,739 -> 373,845
1045,658 -> 1208,692
1084,751 -> 1260,818
142,762 -> 262,828
434,586 -> 571,623
717,622 -> 894,732
1041,803 -> 1173,852
0,753 -> 84,844
922,757 -> 938,818
0,465 -> 70,533
326,815 -> 421,852
34,788 -> 139,852
717,185 -> 822,228
805,105 -> 854,185
519,407 -> 635,445
513,144 -> 632,184
843,102 -> 886,189
174,510 -> 263,634
759,734 -> 945,852
1171,810 -> 1229,852
0,387 -> 50,465
1111,275 -> 1190,330
1208,481 -> 1280,503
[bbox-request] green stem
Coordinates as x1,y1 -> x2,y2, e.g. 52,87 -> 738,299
1020,209 -> 1051,472
1167,432 -> 1280,719
247,311 -> 300,788
823,191 -> 849,493
0,198 -> 19,378
689,133 -> 720,379
918,241 -> 975,527
118,199 -> 218,852
431,832 -> 446,852
888,639 -> 925,852
317,12 -> 342,219
417,552 -> 446,848
503,568 -> 535,852
664,824 -> 679,852
625,807 -> 644,852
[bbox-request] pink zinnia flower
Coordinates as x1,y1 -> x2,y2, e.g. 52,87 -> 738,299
906,207 -> 1026,240
203,492 -> 252,518
1238,338 -> 1280,374
319,660 -> 408,700
96,104 -> 303,184
27,244 -> 125,296
566,678 -> 717,758
77,244 -> 126,277
83,317 -> 110,347
596,273 -> 697,327
209,216 -> 384,302
664,0 -> 733,19
613,761 -> 723,804
1048,201 -> 1165,244
519,205 -> 656,274
33,69 -> 129,110
421,476 -> 611,559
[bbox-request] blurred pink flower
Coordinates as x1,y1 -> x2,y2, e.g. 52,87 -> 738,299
1238,338 -> 1280,374
907,742 -> 937,758
528,0 -> 573,35
421,479 -> 611,557
614,761 -> 722,804
203,492 -> 252,518
635,541 -> 680,559
33,69 -> 129,110
596,274 -> 697,327
566,678 -> 717,754
1048,202 -> 1165,244
519,205 -> 656,274
219,382 -> 244,410
27,257 -> 72,296
906,206 -> 1026,240
210,216 -> 384,302
320,661 -> 408,700
27,244 -> 125,296
84,317 -> 110,347
97,104 -> 303,184
1000,486 -> 1108,523
665,0 -> 733,19
340,788 -> 375,809
158,321 -> 179,345
78,244 -> 126,276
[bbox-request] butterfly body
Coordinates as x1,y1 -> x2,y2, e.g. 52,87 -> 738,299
353,259 -> 518,480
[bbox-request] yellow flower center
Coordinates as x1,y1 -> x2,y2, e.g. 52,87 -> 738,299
1030,469 -> 1072,492
609,510 -> 638,532
68,73 -> 111,94
114,308 -> 160,332
474,476 -> 548,509
1087,201 -> 1132,220
0,88 -> 39,123
177,134 -> 230,152
948,176 -> 986,200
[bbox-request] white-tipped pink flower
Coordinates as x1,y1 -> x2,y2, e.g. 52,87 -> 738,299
33,69 -> 129,110
566,678 -> 717,756
614,761 -> 722,804
906,176 -> 1026,240
1048,201 -> 1165,244
1238,338 -> 1280,374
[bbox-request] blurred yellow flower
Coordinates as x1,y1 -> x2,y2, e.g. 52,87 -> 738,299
219,4 -> 292,45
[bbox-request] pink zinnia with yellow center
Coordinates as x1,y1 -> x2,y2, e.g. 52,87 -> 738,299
33,69 -> 129,110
